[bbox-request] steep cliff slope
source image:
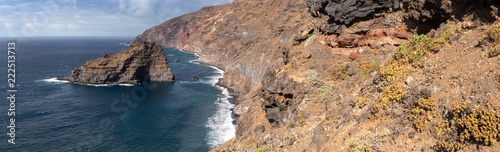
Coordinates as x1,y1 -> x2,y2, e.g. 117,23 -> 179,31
136,0 -> 500,151
59,41 -> 174,85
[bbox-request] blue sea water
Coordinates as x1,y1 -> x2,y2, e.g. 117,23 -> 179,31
0,37 -> 235,151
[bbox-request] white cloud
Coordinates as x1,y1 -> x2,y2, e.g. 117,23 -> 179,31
0,0 -> 233,36
67,23 -> 81,30
3,23 -> 13,30
48,23 -> 67,30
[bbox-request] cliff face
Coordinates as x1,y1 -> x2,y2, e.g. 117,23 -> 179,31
136,0 -> 500,151
136,1 -> 307,95
59,41 -> 174,85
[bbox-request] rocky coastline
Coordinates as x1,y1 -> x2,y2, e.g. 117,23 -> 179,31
58,41 -> 174,85
133,0 -> 500,151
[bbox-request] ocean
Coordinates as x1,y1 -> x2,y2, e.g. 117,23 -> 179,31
0,37 -> 235,151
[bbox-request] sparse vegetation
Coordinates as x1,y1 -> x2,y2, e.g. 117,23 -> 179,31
304,35 -> 316,47
393,34 -> 432,68
451,101 -> 470,117
328,65 -> 349,80
358,61 -> 380,78
345,138 -> 371,152
306,69 -> 322,87
409,98 -> 436,132
414,116 -> 429,132
255,145 -> 266,152
437,141 -> 464,152
344,128 -> 391,152
435,120 -> 451,139
488,22 -> 500,42
353,96 -> 368,108
490,44 -> 500,57
297,112 -> 306,127
379,83 -> 404,106
317,83 -> 334,102
482,22 -> 500,57
434,102 -> 500,151
369,83 -> 404,119
417,98 -> 435,111
455,108 -> 500,145
432,24 -> 456,45
379,61 -> 409,83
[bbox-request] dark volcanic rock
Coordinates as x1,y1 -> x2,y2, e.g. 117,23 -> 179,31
308,0 -> 500,34
307,0 -> 399,34
58,41 -> 174,85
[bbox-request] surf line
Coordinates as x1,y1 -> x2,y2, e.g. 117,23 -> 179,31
178,48 -> 236,148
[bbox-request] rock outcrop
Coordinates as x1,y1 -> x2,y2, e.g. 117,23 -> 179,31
306,0 -> 400,33
307,0 -> 500,34
58,41 -> 174,85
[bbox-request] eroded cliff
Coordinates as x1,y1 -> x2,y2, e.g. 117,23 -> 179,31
59,41 -> 174,85
136,0 -> 500,151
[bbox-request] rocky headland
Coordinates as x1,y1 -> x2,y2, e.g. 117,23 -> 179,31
58,41 -> 174,85
134,0 -> 499,151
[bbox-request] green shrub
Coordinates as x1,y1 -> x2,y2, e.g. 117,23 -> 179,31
393,34 -> 432,68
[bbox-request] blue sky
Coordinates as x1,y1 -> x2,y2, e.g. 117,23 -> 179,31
0,0 -> 232,37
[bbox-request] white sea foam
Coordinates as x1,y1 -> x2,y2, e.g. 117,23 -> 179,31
179,49 -> 200,57
189,60 -> 201,65
41,77 -> 135,87
177,79 -> 216,85
119,42 -> 131,46
179,49 -> 202,64
82,83 -> 135,87
41,77 -> 69,83
204,65 -> 236,149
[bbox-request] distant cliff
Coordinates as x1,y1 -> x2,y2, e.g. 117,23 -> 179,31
59,41 -> 174,85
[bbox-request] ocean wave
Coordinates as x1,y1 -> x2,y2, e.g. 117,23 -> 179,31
40,78 -> 70,83
207,65 -> 224,75
119,42 -> 131,46
177,79 -> 217,85
80,83 -> 135,87
178,49 -> 200,57
189,60 -> 201,65
40,77 -> 135,87
203,65 -> 236,149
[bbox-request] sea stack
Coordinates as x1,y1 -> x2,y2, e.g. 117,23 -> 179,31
58,41 -> 174,85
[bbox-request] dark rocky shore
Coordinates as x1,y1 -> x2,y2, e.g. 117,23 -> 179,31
58,41 -> 174,85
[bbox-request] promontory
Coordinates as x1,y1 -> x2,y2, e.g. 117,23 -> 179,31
58,41 -> 174,85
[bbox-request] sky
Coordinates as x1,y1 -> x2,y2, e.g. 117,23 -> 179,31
0,0 -> 232,37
